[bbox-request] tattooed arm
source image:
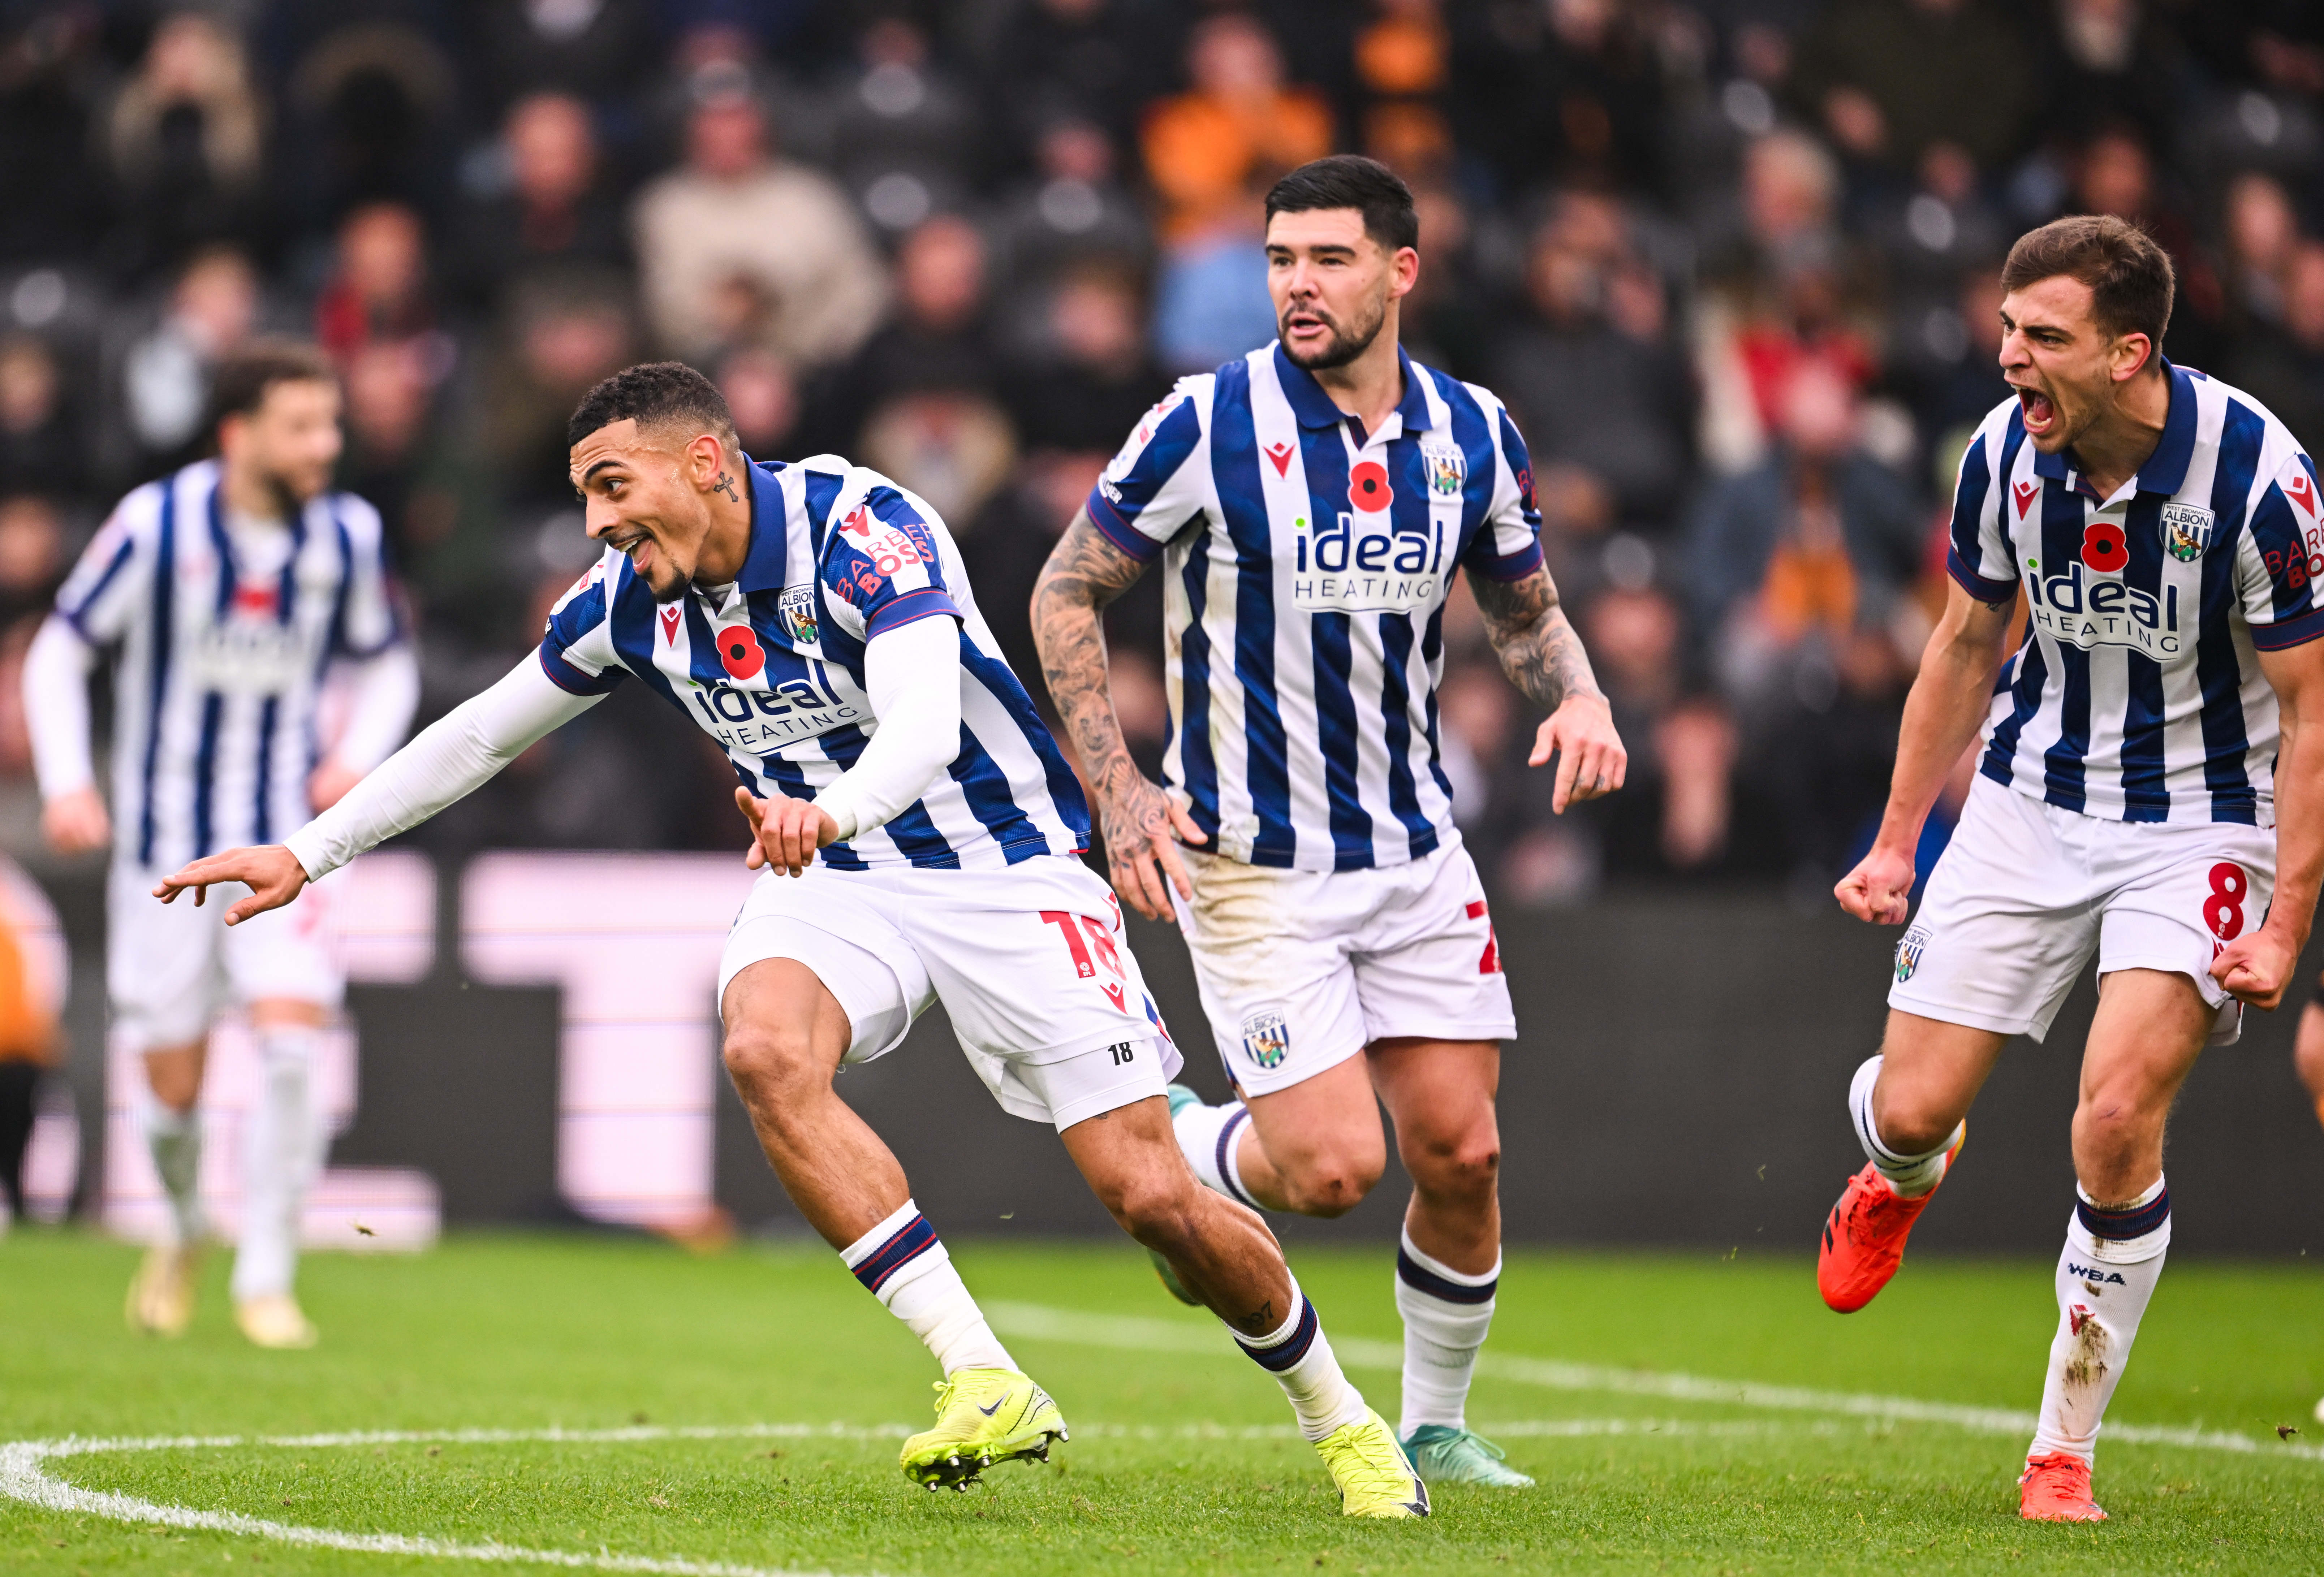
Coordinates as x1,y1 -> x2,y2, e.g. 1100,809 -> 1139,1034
1031,509 -> 1207,922
1469,563 -> 1628,814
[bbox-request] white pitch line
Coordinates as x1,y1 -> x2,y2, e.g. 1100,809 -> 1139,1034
984,1301 -> 2324,1464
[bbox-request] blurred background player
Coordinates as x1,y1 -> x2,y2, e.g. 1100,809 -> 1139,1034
1828,217 -> 2324,1522
1032,156 -> 1626,1489
24,341 -> 417,1347
156,362 -> 1430,1517
0,853 -> 66,1234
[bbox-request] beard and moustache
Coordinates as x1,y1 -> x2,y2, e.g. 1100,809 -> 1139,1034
1277,290 -> 1389,370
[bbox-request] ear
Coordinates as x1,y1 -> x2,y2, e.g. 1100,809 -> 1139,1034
684,432 -> 726,488
2111,331 -> 2155,383
1388,245 -> 1420,301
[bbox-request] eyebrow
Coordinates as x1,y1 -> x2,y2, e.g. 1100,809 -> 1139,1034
577,458 -> 626,484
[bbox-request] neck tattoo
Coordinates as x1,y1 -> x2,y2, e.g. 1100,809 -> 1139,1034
712,470 -> 740,504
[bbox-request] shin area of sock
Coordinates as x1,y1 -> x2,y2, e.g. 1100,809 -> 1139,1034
2027,1179 -> 2169,1463
840,1199 -> 1016,1375
1394,1229 -> 1498,1435
1231,1278 -> 1369,1442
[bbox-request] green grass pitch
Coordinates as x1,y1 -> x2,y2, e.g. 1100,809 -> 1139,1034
4,1230 -> 2323,1574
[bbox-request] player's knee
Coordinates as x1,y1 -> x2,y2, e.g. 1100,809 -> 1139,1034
1405,1129 -> 1499,1201
720,1021 -> 824,1107
1869,1085 -> 1961,1156
1278,1151 -> 1384,1218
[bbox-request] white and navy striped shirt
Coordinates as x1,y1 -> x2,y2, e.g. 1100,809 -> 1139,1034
540,455 -> 1088,871
1949,360 -> 2324,824
55,460 -> 403,872
1088,341 -> 1543,872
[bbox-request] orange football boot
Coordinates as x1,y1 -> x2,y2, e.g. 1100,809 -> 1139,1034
1816,1129 -> 1964,1313
2019,1451 -> 2106,1521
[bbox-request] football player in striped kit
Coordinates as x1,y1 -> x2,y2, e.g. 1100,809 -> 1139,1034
1826,216 -> 2324,1521
26,341 -> 418,1347
155,363 -> 1428,1516
1033,156 -> 1627,1489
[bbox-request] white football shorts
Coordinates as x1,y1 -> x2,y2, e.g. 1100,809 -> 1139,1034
717,853 -> 1181,1131
1889,775 -> 2276,1046
107,858 -> 345,1051
1170,837 -> 1517,1097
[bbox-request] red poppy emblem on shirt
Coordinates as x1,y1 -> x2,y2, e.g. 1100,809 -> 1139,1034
718,624 -> 766,680
1349,460 -> 1392,511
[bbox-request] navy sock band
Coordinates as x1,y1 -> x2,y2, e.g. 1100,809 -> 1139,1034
1215,1106 -> 1259,1210
1395,1245 -> 1497,1305
1235,1296 -> 1319,1373
852,1213 -> 939,1293
2077,1189 -> 2169,1241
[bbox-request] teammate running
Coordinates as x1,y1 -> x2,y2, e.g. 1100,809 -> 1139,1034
154,362 -> 1429,1516
1031,155 -> 1626,1489
1825,216 -> 2324,1521
26,340 -> 418,1347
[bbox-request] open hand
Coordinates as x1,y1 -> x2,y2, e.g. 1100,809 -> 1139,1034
1530,695 -> 1627,814
735,787 -> 836,877
1099,774 -> 1206,923
152,845 -> 308,926
2212,924 -> 2302,1011
1835,843 -> 1916,925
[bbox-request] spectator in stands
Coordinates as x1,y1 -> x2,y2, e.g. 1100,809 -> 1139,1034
315,202 -> 438,368
991,118 -> 1151,350
115,245 -> 261,472
1007,264 -> 1164,456
470,0 -> 656,116
2071,125 -> 2223,362
0,338 -> 90,505
1493,192 -> 1694,531
271,13 -> 460,233
2220,170 -> 2302,332
451,93 -> 632,316
1143,13 -> 1331,371
717,347 -> 801,461
823,16 -> 983,235
2226,241 -> 2324,459
1790,0 -> 2034,174
478,271 -> 636,519
0,8 -> 106,264
101,10 -> 267,284
631,77 -> 887,367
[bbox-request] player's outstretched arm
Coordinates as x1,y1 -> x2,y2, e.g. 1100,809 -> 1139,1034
1469,564 -> 1628,815
1834,578 -> 2015,925
2215,639 -> 2324,1009
22,615 -> 111,854
1031,508 -> 1206,922
153,845 -> 307,925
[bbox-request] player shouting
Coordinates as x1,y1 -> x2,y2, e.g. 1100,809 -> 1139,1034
1032,156 -> 1625,1489
1827,216 -> 2324,1521
155,363 -> 1428,1516
26,341 -> 418,1347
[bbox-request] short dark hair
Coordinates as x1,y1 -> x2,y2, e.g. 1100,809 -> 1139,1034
566,360 -> 736,450
2000,215 -> 2176,366
204,339 -> 335,439
1264,155 -> 1419,254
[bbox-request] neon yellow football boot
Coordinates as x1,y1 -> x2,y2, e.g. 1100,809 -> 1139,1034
1316,1407 -> 1430,1517
899,1367 -> 1068,1490
125,1243 -> 204,1337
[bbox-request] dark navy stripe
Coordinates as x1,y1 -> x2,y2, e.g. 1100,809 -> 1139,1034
865,585 -> 961,639
190,692 -> 223,858
322,511 -> 356,667
1308,612 -> 1373,868
1086,490 -> 1166,561
801,470 -> 844,556
852,1214 -> 940,1293
2251,604 -> 2324,650
1376,613 -> 1436,860
1980,630 -> 2047,787
754,751 -> 871,870
1433,373 -> 1500,574
1418,604 -> 1455,805
1214,1105 -> 1258,1210
2118,490 -> 2169,820
1396,1245 -> 1497,1305
2078,1189 -> 2169,1242
1174,526 -> 1221,841
2199,401 -> 2265,821
958,638 -> 1090,857
538,643 -> 622,695
58,532 -> 137,626
1234,1295 -> 1318,1373
1088,394 -> 1202,547
819,721 -> 960,867
252,695 -> 277,844
1946,431 -> 1994,576
1213,357 -> 1293,865
2038,479 -> 2091,811
136,479 -> 181,868
1946,545 -> 2017,604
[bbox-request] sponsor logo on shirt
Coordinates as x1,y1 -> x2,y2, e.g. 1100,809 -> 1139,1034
2022,560 -> 2183,655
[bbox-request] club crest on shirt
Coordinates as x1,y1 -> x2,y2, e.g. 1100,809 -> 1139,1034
776,584 -> 820,646
2160,502 -> 2214,562
1420,437 -> 1466,498
1894,925 -> 1930,984
1239,1008 -> 1290,1071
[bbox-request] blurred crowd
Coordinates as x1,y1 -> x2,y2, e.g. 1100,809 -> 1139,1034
1,0 -> 2321,900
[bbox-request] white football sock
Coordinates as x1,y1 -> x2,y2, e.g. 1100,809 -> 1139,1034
140,1096 -> 207,1245
841,1199 -> 1016,1376
1850,1054 -> 1961,1198
2030,1178 -> 2169,1464
232,1026 -> 321,1302
1232,1276 -> 1369,1442
1395,1227 -> 1498,1435
1173,1096 -> 1262,1209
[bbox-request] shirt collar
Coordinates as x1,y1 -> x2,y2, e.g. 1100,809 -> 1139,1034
2028,356 -> 2197,497
1271,341 -> 1436,437
736,454 -> 788,593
